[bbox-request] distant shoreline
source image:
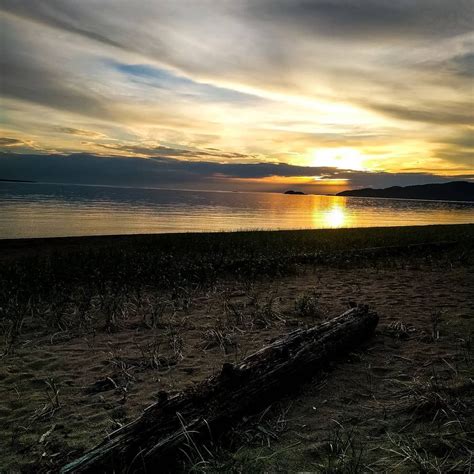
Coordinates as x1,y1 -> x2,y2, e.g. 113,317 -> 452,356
337,181 -> 474,202
0,178 -> 36,183
2,179 -> 474,203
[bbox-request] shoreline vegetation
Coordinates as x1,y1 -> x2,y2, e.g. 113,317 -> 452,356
1,224 -> 473,472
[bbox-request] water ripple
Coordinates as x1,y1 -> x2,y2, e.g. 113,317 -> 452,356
1,182 -> 473,238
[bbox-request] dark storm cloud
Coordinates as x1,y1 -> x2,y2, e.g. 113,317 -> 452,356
1,153 -> 470,191
249,0 -> 473,40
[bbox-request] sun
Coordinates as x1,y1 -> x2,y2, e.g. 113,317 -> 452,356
311,147 -> 365,170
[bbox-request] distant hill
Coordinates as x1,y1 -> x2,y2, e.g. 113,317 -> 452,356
284,190 -> 305,195
337,181 -> 474,202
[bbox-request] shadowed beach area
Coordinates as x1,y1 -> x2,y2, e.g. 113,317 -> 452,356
1,224 -> 473,471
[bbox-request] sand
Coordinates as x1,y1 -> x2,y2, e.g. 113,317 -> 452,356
1,254 -> 473,471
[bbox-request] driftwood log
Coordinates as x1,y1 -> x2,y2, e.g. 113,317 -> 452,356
62,306 -> 378,473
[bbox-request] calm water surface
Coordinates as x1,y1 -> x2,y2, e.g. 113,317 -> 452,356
0,182 -> 473,239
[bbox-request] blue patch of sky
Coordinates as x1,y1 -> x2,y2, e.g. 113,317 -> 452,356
452,52 -> 474,76
110,61 -> 263,105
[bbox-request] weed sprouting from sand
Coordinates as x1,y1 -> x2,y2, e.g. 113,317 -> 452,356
249,293 -> 282,328
382,432 -> 473,473
386,320 -> 416,340
222,293 -> 246,328
202,328 -> 237,353
0,295 -> 28,356
135,337 -> 167,370
142,296 -> 170,329
399,372 -> 467,424
1,227 -> 472,337
98,292 -> 126,332
294,291 -> 326,320
171,287 -> 193,312
169,330 -> 185,361
107,356 -> 135,403
364,363 -> 376,396
32,379 -> 61,421
232,402 -> 294,449
176,413 -> 215,470
456,335 -> 472,365
385,433 -> 448,472
312,422 -> 367,473
1,318 -> 21,357
430,311 -> 443,342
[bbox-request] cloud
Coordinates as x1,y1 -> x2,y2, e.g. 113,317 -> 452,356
0,1 -> 126,50
94,142 -> 257,161
0,136 -> 40,151
248,0 -> 473,40
2,1 -> 472,109
0,137 -> 25,147
58,127 -> 108,139
451,52 -> 474,76
437,130 -> 474,149
0,15 -> 118,123
428,130 -> 474,170
0,0 -> 472,180
112,62 -> 262,106
363,101 -> 473,126
1,152 -> 471,194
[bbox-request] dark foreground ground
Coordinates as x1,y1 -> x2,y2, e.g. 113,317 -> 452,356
1,224 -> 473,472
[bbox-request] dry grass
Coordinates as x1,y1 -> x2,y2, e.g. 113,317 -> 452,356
1,226 -> 473,472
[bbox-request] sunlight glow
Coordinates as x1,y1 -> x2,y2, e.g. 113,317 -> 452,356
311,147 -> 365,171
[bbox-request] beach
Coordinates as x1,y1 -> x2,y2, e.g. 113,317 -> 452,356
1,224 -> 473,471
3,1 -> 474,470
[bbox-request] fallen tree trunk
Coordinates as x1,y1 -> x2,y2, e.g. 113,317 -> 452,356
62,306 -> 378,473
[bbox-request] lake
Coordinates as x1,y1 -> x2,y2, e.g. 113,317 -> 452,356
0,182 -> 473,239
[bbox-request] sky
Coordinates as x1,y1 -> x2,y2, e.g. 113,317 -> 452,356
0,0 -> 473,193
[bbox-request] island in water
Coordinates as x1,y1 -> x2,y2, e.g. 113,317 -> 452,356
284,189 -> 305,195
337,181 -> 474,202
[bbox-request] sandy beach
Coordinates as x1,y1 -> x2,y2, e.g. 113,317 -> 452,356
1,225 -> 473,472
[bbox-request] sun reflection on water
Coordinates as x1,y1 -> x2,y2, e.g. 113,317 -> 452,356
325,205 -> 346,227
310,198 -> 350,228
